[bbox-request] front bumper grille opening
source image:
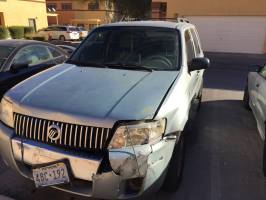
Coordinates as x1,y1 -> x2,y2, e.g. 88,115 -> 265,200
13,113 -> 112,151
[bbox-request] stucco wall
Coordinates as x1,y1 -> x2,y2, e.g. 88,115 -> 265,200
0,0 -> 48,30
152,0 -> 266,18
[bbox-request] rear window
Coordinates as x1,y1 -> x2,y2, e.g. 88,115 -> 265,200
0,46 -> 15,69
0,46 -> 14,59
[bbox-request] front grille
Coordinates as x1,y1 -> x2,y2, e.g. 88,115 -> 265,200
13,113 -> 111,150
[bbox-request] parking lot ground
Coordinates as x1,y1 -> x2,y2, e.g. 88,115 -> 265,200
0,52 -> 266,200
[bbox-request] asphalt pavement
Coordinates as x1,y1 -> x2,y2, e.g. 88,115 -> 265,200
0,52 -> 266,200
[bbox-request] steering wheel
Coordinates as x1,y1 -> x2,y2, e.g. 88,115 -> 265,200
142,55 -> 173,69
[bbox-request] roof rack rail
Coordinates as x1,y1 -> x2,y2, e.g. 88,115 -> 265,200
118,17 -> 190,24
176,17 -> 190,23
147,17 -> 190,23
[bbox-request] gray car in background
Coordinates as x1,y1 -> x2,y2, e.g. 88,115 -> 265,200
0,21 -> 209,199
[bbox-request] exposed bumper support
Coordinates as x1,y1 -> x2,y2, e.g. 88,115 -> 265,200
12,138 -> 101,181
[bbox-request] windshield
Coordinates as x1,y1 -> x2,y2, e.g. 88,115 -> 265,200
68,26 -> 180,71
0,46 -> 15,69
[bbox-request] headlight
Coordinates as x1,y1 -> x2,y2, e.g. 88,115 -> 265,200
0,98 -> 14,127
108,119 -> 166,149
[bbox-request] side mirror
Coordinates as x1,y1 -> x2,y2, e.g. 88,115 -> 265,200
188,57 -> 210,72
10,63 -> 28,73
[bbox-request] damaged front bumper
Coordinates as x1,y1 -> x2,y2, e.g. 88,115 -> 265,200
0,122 -> 176,199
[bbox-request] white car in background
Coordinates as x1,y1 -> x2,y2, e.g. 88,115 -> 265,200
244,64 -> 266,177
77,27 -> 88,40
37,26 -> 80,41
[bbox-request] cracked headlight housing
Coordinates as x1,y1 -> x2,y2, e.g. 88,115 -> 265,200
0,98 -> 13,128
108,119 -> 166,149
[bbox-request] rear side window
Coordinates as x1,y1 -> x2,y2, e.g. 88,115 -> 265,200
58,27 -> 67,31
190,28 -> 201,56
48,47 -> 63,58
185,30 -> 196,64
0,46 -> 14,59
0,46 -> 15,70
48,27 -> 58,31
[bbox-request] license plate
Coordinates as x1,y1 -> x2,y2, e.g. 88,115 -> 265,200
33,162 -> 70,188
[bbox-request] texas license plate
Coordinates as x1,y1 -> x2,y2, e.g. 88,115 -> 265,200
32,162 -> 70,188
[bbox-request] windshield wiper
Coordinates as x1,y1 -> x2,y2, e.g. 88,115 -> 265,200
66,60 -> 107,68
103,63 -> 153,72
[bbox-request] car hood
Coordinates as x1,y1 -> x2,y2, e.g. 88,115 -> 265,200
7,64 -> 178,121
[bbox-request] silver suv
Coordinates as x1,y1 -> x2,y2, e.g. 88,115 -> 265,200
0,21 -> 209,199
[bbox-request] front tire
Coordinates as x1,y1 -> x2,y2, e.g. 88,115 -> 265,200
162,133 -> 185,192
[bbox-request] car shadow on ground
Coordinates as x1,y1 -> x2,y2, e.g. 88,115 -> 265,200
154,100 -> 266,200
204,52 -> 266,91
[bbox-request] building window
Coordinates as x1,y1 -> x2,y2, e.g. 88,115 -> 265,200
62,3 -> 72,11
152,2 -> 167,19
88,0 -> 99,10
47,3 -> 57,12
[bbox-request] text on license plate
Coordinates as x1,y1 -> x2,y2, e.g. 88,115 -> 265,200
32,162 -> 70,188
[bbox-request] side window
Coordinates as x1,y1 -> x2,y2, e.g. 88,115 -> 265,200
50,27 -> 59,31
60,27 -> 67,31
190,28 -> 201,56
259,65 -> 266,77
48,47 -> 63,58
185,30 -> 196,64
13,45 -> 53,67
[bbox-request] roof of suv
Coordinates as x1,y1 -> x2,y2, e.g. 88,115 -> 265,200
101,20 -> 194,30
